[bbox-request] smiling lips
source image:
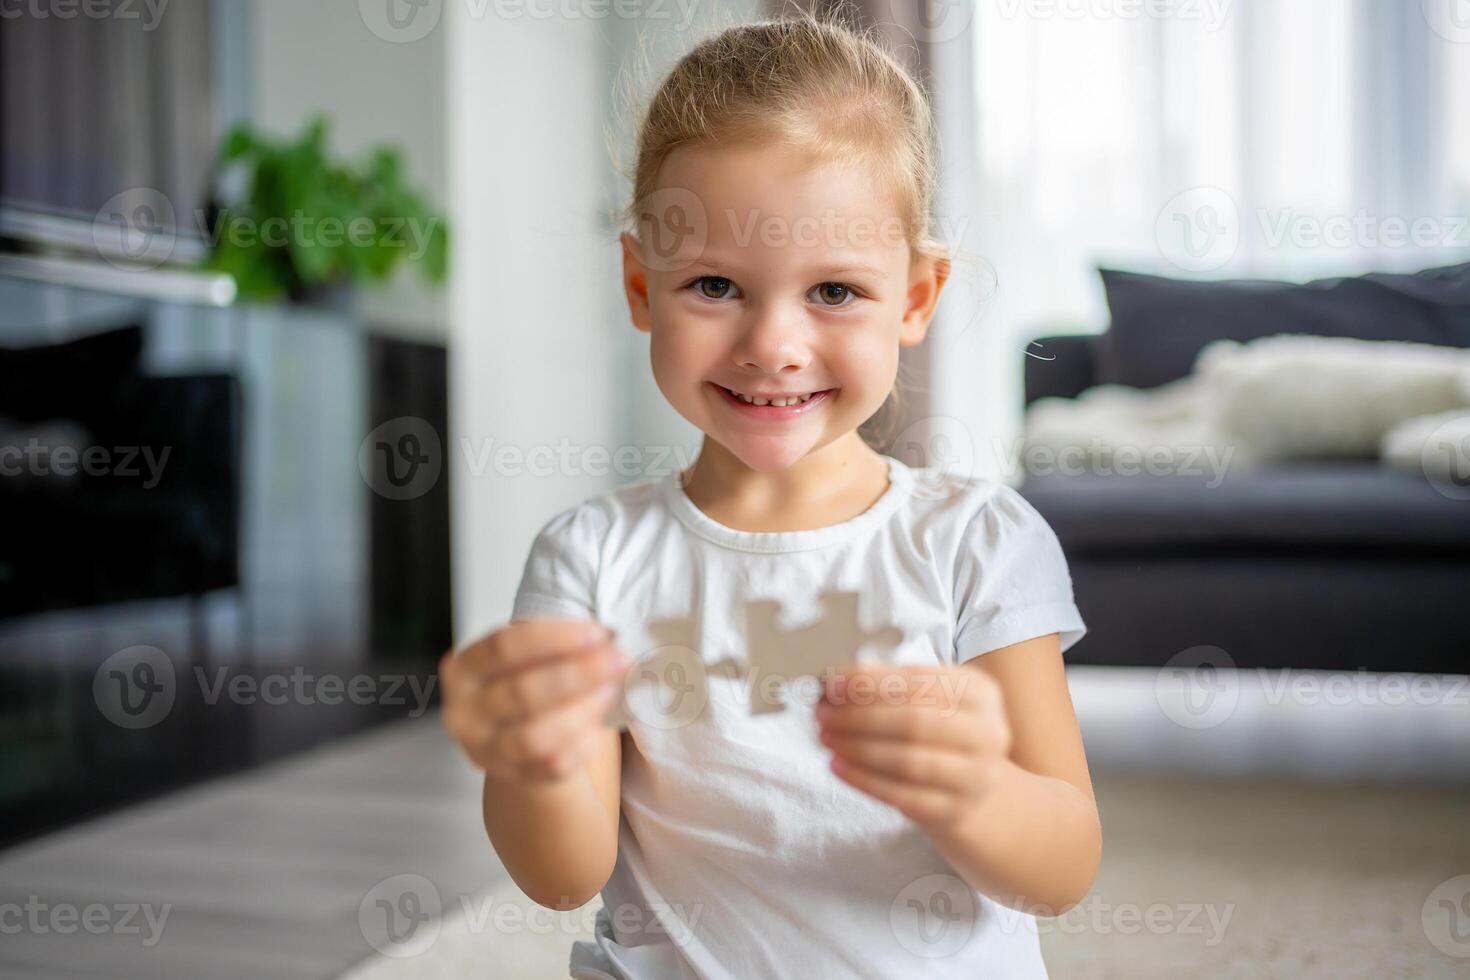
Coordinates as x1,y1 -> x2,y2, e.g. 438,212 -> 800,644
712,383 -> 834,418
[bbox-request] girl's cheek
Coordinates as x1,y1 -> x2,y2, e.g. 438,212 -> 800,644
648,334 -> 716,420
831,323 -> 900,382
652,320 -> 710,368
657,305 -> 737,360
647,346 -> 697,427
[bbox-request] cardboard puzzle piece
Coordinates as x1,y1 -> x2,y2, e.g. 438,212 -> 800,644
745,591 -> 904,715
604,591 -> 904,729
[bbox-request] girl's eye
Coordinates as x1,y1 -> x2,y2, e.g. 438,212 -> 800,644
692,276 -> 736,300
812,282 -> 854,307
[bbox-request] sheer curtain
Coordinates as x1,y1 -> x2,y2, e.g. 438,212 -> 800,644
970,0 -> 1470,347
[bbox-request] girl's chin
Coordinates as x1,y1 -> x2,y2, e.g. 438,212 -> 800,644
711,433 -> 823,473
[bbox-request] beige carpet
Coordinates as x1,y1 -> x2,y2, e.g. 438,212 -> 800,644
341,771 -> 1470,979
1039,774 -> 1469,979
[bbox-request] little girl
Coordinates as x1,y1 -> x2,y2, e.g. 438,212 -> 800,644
441,15 -> 1100,979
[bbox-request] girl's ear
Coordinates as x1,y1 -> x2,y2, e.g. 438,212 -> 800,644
899,253 -> 950,347
621,232 -> 653,333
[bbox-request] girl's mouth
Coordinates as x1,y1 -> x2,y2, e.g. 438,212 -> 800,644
710,383 -> 834,419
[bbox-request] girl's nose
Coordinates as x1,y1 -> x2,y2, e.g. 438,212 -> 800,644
733,310 -> 810,374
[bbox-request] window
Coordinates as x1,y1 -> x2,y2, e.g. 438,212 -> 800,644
972,0 -> 1470,345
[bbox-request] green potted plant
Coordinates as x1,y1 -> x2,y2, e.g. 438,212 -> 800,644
204,115 -> 448,304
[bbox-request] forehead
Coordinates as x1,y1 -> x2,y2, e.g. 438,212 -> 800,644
652,141 -> 910,263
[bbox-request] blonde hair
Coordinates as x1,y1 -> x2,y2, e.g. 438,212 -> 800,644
622,10 -> 947,448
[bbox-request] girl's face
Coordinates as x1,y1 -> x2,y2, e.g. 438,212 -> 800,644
620,141 -> 948,473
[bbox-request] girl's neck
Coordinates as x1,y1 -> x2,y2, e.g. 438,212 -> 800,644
677,433 -> 892,533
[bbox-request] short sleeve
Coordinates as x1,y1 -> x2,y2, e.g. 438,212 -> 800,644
510,502 -> 607,622
951,484 -> 1086,663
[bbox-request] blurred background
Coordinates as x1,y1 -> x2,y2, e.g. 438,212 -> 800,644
0,0 -> 1467,977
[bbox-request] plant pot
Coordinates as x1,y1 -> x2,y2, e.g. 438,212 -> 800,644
288,279 -> 355,312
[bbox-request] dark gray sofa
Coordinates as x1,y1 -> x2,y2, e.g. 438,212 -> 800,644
1019,264 -> 1470,676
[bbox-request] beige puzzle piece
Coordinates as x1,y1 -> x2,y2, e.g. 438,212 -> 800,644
744,591 -> 904,715
604,592 -> 904,729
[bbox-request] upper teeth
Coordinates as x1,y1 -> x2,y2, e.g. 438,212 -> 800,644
729,389 -> 814,407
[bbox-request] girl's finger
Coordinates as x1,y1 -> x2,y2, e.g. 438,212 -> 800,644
816,699 -> 982,751
491,681 -> 621,768
820,732 -> 978,796
824,664 -> 979,713
828,756 -> 961,827
451,619 -> 612,682
442,699 -> 495,748
479,644 -> 626,722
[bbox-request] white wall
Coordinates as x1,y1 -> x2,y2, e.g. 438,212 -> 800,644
445,10 -> 621,641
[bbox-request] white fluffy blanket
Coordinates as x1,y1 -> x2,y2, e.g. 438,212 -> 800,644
1024,334 -> 1470,481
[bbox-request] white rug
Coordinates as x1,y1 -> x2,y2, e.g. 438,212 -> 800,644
340,879 -> 600,980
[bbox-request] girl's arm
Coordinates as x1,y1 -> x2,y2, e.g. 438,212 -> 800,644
819,632 -> 1102,916
922,633 -> 1101,915
482,728 -> 623,910
441,619 -> 626,910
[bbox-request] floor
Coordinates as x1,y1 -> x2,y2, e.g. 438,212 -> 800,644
1,669 -> 1467,979
0,718 -> 501,980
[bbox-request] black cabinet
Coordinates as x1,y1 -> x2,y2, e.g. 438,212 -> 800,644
0,284 -> 450,848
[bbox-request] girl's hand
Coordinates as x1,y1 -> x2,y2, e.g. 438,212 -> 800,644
439,619 -> 628,783
815,663 -> 1013,832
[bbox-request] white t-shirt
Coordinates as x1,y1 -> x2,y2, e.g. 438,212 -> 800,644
510,454 -> 1086,980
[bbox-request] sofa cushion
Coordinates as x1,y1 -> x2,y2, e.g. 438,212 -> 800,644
1097,262 -> 1470,389
1020,464 -> 1470,556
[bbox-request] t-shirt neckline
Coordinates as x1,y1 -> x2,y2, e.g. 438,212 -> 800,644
661,454 -> 914,553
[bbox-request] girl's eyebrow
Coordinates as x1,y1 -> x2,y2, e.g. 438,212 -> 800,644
682,257 -> 889,279
811,263 -> 888,278
681,259 -> 728,275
